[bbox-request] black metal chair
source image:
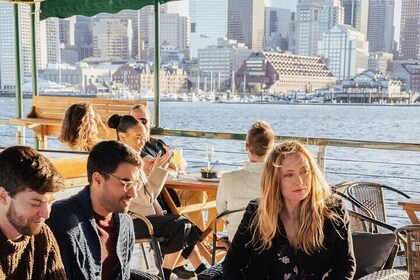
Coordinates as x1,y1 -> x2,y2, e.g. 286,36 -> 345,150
199,207 -> 246,265
131,213 -> 165,279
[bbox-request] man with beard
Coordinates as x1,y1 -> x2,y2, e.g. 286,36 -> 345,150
47,140 -> 157,280
0,146 -> 66,279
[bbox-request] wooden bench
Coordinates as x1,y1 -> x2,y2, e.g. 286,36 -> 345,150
11,96 -> 147,149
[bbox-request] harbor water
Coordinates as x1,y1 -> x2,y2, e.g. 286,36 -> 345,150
1,96 -> 419,225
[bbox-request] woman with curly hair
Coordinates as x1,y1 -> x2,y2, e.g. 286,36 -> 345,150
59,102 -> 102,151
223,140 -> 355,280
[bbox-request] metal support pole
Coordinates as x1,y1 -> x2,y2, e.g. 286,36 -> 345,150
316,145 -> 327,174
30,4 -> 38,97
153,0 -> 161,128
14,5 -> 23,118
31,3 -> 40,148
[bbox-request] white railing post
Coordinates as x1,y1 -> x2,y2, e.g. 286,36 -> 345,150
317,145 -> 327,174
16,126 -> 25,146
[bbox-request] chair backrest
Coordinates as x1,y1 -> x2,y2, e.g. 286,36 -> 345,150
403,225 -> 420,277
348,182 -> 387,222
334,191 -> 378,233
348,182 -> 411,226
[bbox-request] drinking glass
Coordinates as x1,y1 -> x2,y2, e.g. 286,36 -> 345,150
206,145 -> 214,170
173,148 -> 183,180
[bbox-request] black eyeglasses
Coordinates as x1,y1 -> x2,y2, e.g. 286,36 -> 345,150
103,172 -> 145,192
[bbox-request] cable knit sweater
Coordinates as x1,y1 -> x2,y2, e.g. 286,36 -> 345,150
0,224 -> 66,279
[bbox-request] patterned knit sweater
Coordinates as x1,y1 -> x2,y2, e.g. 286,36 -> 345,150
0,224 -> 66,280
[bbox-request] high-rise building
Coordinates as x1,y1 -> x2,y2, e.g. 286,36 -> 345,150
189,0 -> 227,59
147,13 -> 190,54
318,24 -> 369,80
342,0 -> 369,38
40,18 -> 60,68
296,0 -> 321,56
92,15 -> 132,61
367,0 -> 394,53
74,16 -> 93,60
0,4 -> 32,90
399,0 -> 420,59
267,0 -> 298,11
228,0 -> 265,51
319,0 -> 343,38
264,7 -> 291,50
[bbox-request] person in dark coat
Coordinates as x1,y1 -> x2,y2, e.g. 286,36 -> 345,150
223,140 -> 356,280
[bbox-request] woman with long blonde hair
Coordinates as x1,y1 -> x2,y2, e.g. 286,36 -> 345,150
223,140 -> 355,279
59,102 -> 102,151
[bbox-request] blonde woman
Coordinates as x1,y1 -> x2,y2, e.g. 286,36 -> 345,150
59,103 -> 102,151
223,140 -> 355,279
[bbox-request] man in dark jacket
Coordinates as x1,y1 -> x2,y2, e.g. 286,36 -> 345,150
47,141 -> 155,280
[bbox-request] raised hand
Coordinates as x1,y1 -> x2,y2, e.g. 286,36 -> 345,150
153,145 -> 172,170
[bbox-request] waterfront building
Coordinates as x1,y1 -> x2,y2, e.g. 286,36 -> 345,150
391,63 -> 420,92
263,7 -> 291,50
399,0 -> 420,60
235,51 -> 335,93
0,4 -> 32,91
342,0 -> 369,39
367,0 -> 394,53
198,38 -> 253,88
86,82 -> 110,94
296,0 -> 322,56
189,0 -> 227,59
38,63 -> 118,92
161,45 -> 185,65
368,52 -> 393,73
92,15 -> 132,61
319,0 -> 343,39
228,0 -> 264,51
338,70 -> 406,103
112,64 -> 188,94
318,24 -> 369,81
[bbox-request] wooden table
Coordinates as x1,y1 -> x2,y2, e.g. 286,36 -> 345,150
398,198 -> 420,224
162,173 -> 218,216
42,150 -> 89,188
161,174 -> 221,264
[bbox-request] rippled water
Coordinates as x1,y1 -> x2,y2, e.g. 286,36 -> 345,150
1,97 -> 419,225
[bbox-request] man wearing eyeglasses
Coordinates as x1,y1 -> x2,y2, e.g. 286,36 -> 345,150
47,141 -> 158,280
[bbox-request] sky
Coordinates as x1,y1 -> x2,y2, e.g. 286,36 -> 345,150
167,0 -> 401,42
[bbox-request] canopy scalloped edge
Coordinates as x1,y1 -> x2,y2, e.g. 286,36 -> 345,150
40,0 -> 177,20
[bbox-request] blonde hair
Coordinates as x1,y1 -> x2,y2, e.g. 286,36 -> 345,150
59,102 -> 103,151
250,140 -> 339,254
